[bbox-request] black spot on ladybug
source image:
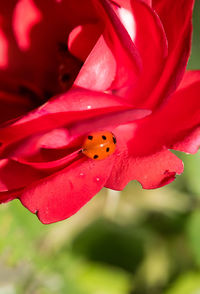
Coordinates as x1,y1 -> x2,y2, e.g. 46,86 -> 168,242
88,135 -> 93,140
113,136 -> 117,144
102,135 -> 107,140
93,155 -> 99,159
106,147 -> 110,152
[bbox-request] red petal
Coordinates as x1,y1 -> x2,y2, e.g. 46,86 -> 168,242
124,71 -> 200,157
0,189 -> 22,204
74,0 -> 141,92
147,0 -> 194,108
75,36 -> 117,91
152,0 -> 194,53
105,125 -> 183,190
96,0 -> 142,73
0,88 -> 132,146
0,28 -> 8,68
2,107 -> 150,164
178,70 -> 200,90
0,0 -> 98,95
115,0 -> 167,105
68,108 -> 151,138
13,0 -> 42,51
110,0 -> 152,9
143,0 -> 152,5
172,71 -> 200,153
68,23 -> 102,62
173,127 -> 200,155
0,159 -> 44,192
20,157 -> 114,224
12,150 -> 82,172
0,91 -> 33,124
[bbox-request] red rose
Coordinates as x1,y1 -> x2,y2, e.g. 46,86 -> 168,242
0,0 -> 199,224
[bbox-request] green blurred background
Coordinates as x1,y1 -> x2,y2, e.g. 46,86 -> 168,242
0,2 -> 200,294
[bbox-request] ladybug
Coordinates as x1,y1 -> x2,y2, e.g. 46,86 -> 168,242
82,131 -> 117,160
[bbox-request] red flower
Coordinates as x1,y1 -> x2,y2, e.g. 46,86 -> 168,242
0,0 -> 198,223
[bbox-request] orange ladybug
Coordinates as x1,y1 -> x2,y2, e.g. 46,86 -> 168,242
82,131 -> 117,160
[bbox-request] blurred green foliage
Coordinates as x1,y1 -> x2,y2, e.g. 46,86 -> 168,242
0,2 -> 200,294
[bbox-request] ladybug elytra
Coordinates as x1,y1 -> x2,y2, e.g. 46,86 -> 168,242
82,131 -> 117,160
